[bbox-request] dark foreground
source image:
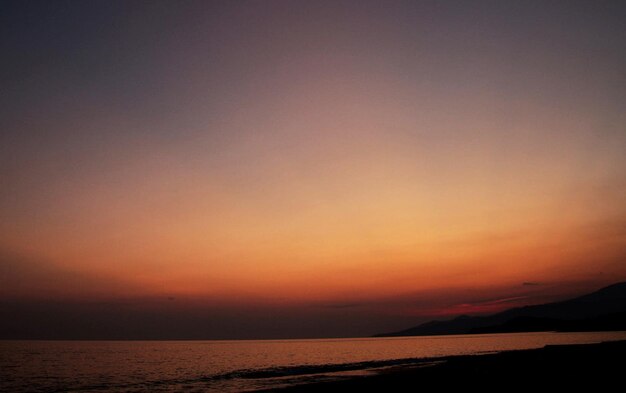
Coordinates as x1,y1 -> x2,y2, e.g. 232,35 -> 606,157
266,340 -> 626,392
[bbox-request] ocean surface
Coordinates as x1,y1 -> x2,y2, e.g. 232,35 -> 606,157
2,331 -> 626,392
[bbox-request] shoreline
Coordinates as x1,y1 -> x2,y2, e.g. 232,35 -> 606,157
263,340 -> 626,391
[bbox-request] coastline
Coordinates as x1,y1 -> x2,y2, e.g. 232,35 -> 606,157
264,339 -> 626,391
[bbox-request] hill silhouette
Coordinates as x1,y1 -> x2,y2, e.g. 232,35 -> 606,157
375,282 -> 626,337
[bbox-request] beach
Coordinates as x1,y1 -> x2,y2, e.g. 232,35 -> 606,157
2,334 -> 625,391
270,340 -> 626,391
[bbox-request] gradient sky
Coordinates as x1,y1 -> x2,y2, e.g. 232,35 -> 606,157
1,0 -> 626,339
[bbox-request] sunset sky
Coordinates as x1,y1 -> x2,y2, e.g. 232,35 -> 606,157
1,0 -> 625,339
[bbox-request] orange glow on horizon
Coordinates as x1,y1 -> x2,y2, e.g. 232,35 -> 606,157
1,1 -> 626,326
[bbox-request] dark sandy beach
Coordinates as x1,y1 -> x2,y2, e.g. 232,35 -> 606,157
267,340 -> 626,391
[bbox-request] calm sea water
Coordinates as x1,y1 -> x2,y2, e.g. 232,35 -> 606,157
2,331 -> 626,392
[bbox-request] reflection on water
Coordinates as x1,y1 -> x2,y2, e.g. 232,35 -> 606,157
2,331 -> 626,392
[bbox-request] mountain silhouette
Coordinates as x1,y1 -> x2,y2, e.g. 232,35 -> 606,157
375,282 -> 626,337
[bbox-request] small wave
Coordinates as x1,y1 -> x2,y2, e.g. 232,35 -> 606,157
205,357 -> 443,381
55,356 -> 452,392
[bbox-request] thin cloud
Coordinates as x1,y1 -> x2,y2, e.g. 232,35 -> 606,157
464,295 -> 530,307
318,303 -> 363,309
434,296 -> 531,317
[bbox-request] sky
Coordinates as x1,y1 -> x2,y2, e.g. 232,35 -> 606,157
1,0 -> 625,339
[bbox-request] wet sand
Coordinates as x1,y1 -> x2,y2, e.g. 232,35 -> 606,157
267,340 -> 626,391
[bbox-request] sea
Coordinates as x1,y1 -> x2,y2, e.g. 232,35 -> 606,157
2,331 -> 626,392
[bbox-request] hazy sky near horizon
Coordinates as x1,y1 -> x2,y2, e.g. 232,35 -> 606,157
1,0 -> 626,338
